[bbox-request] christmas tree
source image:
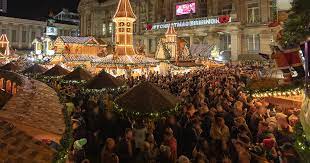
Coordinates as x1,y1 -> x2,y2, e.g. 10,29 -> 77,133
281,0 -> 310,47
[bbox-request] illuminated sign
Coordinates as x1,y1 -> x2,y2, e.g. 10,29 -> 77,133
46,26 -> 58,36
176,2 -> 196,16
151,16 -> 231,30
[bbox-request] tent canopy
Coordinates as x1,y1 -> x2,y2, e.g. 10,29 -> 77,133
0,62 -> 20,72
22,64 -> 47,74
115,82 -> 179,113
86,70 -> 123,89
43,65 -> 70,76
63,67 -> 92,81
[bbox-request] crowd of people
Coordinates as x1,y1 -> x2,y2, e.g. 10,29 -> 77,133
66,64 -> 301,163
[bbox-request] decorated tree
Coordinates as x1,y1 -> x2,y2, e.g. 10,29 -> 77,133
281,0 -> 310,161
281,0 -> 310,47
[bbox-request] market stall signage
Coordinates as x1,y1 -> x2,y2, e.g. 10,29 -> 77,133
151,15 -> 231,30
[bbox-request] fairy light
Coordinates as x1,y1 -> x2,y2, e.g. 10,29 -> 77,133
0,34 -> 10,56
251,88 -> 303,98
113,0 -> 137,56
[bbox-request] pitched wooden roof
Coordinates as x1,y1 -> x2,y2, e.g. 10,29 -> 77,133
166,24 -> 177,35
0,120 -> 55,162
58,36 -> 99,44
63,67 -> 93,81
115,82 -> 179,113
113,0 -> 136,19
0,78 -> 65,138
43,65 -> 70,76
86,70 -> 123,89
22,64 -> 47,74
0,62 -> 20,72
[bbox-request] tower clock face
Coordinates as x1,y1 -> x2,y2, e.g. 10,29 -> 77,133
127,22 -> 130,26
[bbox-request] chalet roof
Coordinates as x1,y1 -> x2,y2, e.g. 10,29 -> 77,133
0,120 -> 55,162
62,54 -> 101,62
22,64 -> 47,74
0,70 -> 24,85
86,70 -> 123,89
0,34 -> 9,44
58,36 -> 98,44
94,54 -> 159,66
0,77 -> 65,137
0,62 -> 20,72
43,65 -> 70,76
170,60 -> 203,67
63,67 -> 93,81
115,82 -> 180,113
165,24 -> 177,35
113,0 -> 136,19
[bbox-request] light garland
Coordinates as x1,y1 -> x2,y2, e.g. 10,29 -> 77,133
113,102 -> 180,119
252,87 -> 303,98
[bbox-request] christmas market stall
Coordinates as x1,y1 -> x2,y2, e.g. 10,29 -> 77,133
0,62 -> 21,72
62,67 -> 93,82
50,36 -> 107,69
114,82 -> 180,119
93,0 -> 158,77
22,63 -> 48,75
0,120 -> 56,162
0,76 -> 65,144
86,70 -> 124,91
43,64 -> 71,77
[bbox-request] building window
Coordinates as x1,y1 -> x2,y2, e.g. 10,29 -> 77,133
109,22 -> 113,34
221,4 -> 233,15
31,31 -> 36,41
22,31 -> 27,43
248,34 -> 260,52
102,24 -> 106,36
220,34 -> 231,51
269,0 -> 277,21
1,29 -> 6,35
247,2 -> 260,23
11,30 -> 17,42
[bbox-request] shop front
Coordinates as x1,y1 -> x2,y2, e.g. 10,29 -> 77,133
143,15 -> 274,62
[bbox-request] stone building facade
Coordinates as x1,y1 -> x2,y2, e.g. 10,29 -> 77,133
0,16 -> 79,50
79,0 -> 282,61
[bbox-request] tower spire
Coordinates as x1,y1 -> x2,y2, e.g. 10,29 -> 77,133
165,24 -> 177,36
113,0 -> 137,56
113,0 -> 136,19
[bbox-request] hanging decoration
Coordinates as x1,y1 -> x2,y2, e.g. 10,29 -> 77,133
246,85 -> 303,98
113,103 -> 181,120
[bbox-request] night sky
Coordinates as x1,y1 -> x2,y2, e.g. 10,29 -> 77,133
7,0 -> 80,20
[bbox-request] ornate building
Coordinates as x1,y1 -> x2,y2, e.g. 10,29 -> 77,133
79,0 -> 282,62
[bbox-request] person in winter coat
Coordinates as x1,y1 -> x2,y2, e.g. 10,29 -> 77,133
101,138 -> 118,163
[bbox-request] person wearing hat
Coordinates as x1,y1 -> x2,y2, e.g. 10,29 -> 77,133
73,138 -> 87,163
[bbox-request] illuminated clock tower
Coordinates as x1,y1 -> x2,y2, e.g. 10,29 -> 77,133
113,0 -> 136,56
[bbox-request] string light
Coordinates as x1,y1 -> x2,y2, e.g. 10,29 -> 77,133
249,87 -> 303,98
